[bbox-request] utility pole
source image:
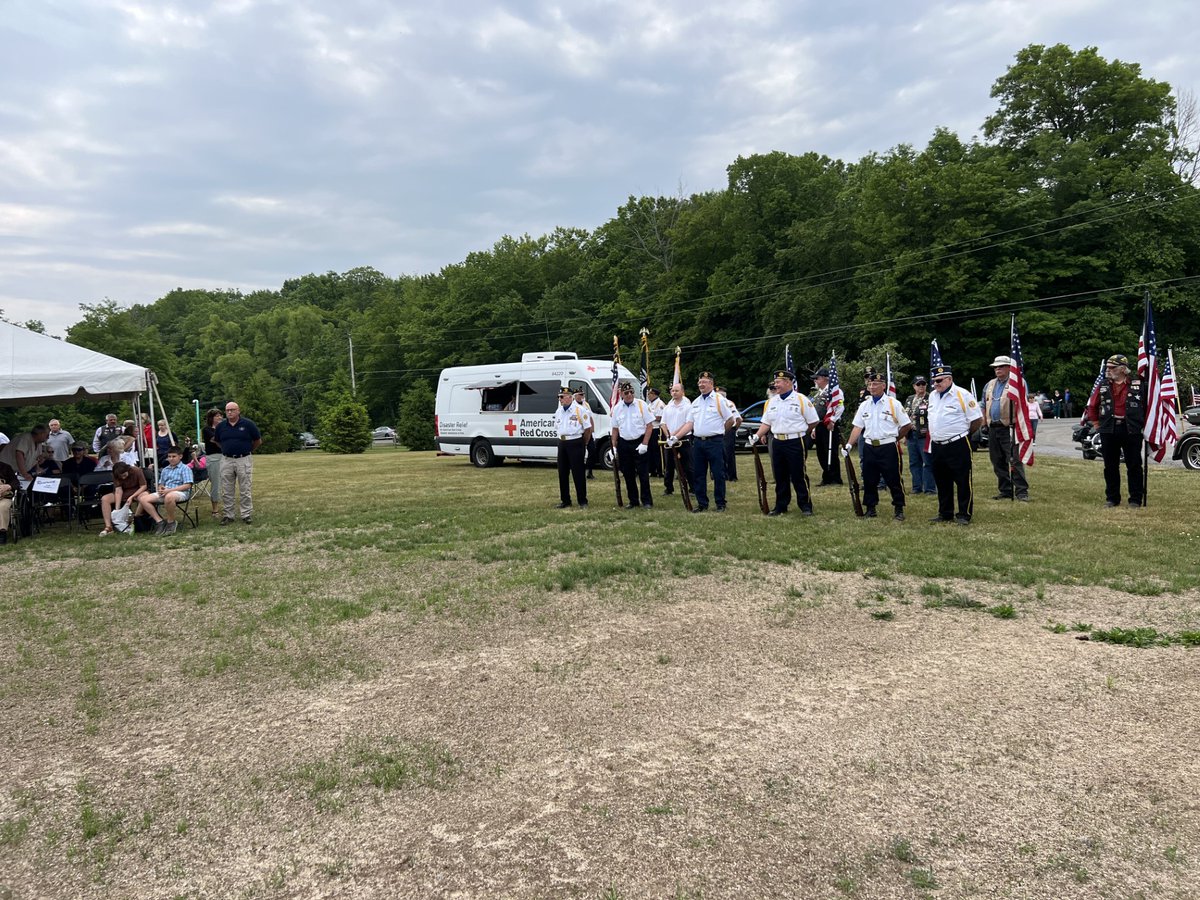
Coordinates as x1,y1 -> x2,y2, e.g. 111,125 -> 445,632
348,334 -> 357,395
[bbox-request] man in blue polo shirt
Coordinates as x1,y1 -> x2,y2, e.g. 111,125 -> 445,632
214,400 -> 262,525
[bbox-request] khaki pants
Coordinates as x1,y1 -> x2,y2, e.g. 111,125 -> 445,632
220,455 -> 254,519
0,496 -> 11,531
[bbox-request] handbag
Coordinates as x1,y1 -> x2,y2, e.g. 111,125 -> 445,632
110,505 -> 133,534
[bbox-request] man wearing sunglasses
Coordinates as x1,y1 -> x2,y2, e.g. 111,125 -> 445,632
926,364 -> 983,525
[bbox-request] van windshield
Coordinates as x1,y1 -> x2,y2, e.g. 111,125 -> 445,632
590,380 -> 614,412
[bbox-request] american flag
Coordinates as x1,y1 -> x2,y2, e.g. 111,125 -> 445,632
1192,385 -> 1200,407
1081,357 -> 1106,425
1158,354 -> 1179,456
672,346 -> 682,388
785,343 -> 795,381
825,352 -> 843,425
639,330 -> 650,395
885,352 -> 897,399
609,336 -> 621,409
1008,316 -> 1035,466
1138,294 -> 1175,462
925,340 -> 944,452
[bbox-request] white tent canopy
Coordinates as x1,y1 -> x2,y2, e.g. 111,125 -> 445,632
1,321 -> 150,406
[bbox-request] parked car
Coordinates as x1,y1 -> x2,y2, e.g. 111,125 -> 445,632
734,400 -> 767,451
298,431 -> 319,449
1173,406 -> 1200,470
372,426 -> 398,445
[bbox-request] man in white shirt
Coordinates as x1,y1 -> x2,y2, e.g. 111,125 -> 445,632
843,372 -> 912,520
554,387 -> 591,508
751,370 -> 819,516
671,371 -> 738,512
610,381 -> 656,509
660,383 -> 692,497
926,364 -> 984,525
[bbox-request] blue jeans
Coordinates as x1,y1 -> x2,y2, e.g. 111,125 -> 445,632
906,434 -> 935,493
691,437 -> 726,509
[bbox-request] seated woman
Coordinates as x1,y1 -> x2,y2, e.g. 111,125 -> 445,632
136,445 -> 193,536
98,461 -> 147,536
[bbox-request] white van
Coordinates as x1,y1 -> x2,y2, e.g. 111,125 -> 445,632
435,352 -> 639,468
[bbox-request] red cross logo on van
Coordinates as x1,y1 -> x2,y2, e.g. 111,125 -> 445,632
504,418 -> 517,436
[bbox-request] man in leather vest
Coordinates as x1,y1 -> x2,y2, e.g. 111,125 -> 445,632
1085,354 -> 1146,507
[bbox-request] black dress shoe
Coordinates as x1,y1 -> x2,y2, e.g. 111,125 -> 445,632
1128,499 -> 1143,507
692,506 -> 708,513
555,502 -> 571,509
586,473 -> 595,480
929,516 -> 951,523
1105,500 -> 1119,508
865,507 -> 877,518
894,510 -> 905,521
954,515 -> 971,526
663,489 -> 674,495
579,503 -> 588,509
767,508 -> 785,517
800,508 -> 813,517
642,503 -> 653,510
715,504 -> 726,511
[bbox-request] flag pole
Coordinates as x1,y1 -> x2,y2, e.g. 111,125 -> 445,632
1009,315 -> 1017,501
1142,290 -> 1151,507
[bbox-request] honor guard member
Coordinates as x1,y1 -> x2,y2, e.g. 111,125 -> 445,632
672,371 -> 738,512
646,387 -> 666,478
717,387 -> 741,481
843,372 -> 912,520
610,381 -> 656,509
554,387 -> 591,508
904,377 -> 935,494
572,389 -> 598,479
982,355 -> 1030,501
810,368 -> 843,485
660,383 -> 693,496
1085,354 -> 1146,507
926,364 -> 983,524
751,369 -> 819,516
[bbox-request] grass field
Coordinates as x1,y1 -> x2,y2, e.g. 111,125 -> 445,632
1,447 -> 1198,899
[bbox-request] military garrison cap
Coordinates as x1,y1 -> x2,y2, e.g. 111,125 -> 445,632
558,386 -> 574,397
1106,354 -> 1130,368
815,367 -> 830,378
618,381 -> 635,392
774,370 -> 795,383
697,370 -> 714,380
930,364 -> 953,378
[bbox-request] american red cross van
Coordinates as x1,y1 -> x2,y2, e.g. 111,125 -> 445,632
435,352 -> 638,468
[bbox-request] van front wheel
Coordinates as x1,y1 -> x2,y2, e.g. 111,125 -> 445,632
471,439 -> 496,468
597,437 -> 616,471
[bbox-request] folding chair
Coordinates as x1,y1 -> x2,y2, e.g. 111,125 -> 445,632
76,472 -> 114,531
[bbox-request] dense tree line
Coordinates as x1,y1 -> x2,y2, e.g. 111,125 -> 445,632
4,44 -> 1199,448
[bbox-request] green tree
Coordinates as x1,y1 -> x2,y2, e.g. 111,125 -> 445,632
397,381 -> 435,451
317,393 -> 371,454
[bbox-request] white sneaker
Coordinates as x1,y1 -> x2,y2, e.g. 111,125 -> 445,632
98,529 -> 113,538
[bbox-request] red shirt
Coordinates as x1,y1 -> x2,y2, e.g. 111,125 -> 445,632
1087,379 -> 1127,424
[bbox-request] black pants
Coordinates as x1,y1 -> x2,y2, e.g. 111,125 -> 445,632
617,437 -> 652,506
988,424 -> 1028,497
769,437 -> 812,513
663,439 -> 692,494
1100,425 -> 1143,505
723,429 -> 738,480
584,435 -> 597,476
648,429 -> 663,477
814,422 -> 842,484
931,437 -> 973,520
862,441 -> 905,511
557,438 -> 587,505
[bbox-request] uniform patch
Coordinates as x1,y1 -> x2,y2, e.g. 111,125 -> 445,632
968,400 -> 977,407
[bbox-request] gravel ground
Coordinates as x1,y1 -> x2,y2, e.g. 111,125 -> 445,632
3,569 -> 1197,899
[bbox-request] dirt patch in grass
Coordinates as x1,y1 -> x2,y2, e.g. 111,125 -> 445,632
2,568 -> 1199,899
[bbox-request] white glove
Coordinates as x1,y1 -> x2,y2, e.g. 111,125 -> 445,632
636,443 -> 648,455
841,443 -> 851,458
665,436 -> 678,448
747,433 -> 759,446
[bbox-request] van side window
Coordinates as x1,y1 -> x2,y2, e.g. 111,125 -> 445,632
518,380 -> 560,414
481,383 -> 517,412
569,380 -> 601,412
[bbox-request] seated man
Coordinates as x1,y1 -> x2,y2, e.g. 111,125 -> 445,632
62,441 -> 99,501
99,461 -> 147,535
137,445 -> 193,536
0,459 -> 17,545
94,438 -> 137,472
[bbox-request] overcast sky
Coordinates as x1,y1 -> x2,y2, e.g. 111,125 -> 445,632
2,0 -> 1197,337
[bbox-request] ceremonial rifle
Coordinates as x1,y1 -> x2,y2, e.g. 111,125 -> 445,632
674,445 -> 693,512
843,448 -> 866,517
751,440 -> 770,515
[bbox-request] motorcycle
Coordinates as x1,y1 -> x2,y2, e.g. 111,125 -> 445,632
1072,421 -> 1103,460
